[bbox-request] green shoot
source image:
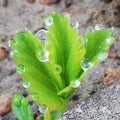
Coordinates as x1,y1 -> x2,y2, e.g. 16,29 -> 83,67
11,12 -> 114,120
12,92 -> 34,120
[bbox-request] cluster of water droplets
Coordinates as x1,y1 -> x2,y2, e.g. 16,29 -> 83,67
23,80 -> 30,89
45,15 -> 54,26
87,24 -> 103,32
81,59 -> 92,71
16,64 -> 25,74
39,104 -> 48,114
72,80 -> 81,88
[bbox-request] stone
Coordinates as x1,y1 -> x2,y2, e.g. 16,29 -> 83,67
0,47 -> 7,60
39,0 -> 57,5
102,67 -> 120,86
59,80 -> 120,120
0,94 -> 12,115
26,0 -> 36,4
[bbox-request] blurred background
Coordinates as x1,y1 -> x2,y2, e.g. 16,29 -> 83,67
0,0 -> 120,119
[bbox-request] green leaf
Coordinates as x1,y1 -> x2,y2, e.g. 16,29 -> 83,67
46,13 -> 85,86
12,92 -> 34,120
11,30 -> 65,111
83,29 -> 114,64
77,29 -> 114,81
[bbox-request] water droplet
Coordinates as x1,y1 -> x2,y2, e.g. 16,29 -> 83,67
10,50 -> 19,59
20,27 -> 27,33
72,80 -> 81,88
87,26 -> 94,32
95,24 -> 103,30
110,27 -> 114,31
82,37 -> 88,45
16,64 -> 25,74
55,64 -> 62,74
9,40 -> 16,49
39,104 -> 48,114
23,80 -> 30,88
45,15 -> 54,26
106,37 -> 112,44
71,21 -> 79,29
36,49 -> 49,62
31,93 -> 39,101
81,59 -> 92,71
37,29 -> 47,43
98,46 -> 101,49
84,38 -> 88,44
65,13 -> 71,19
98,51 -> 108,60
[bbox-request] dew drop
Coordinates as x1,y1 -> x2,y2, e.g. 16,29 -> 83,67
16,64 -> 25,74
37,29 -> 47,43
72,80 -> 81,88
95,24 -> 103,30
39,104 -> 48,114
20,27 -> 27,33
106,37 -> 112,44
82,37 -> 88,45
71,21 -> 79,29
65,13 -> 71,19
36,49 -> 49,62
55,64 -> 62,74
98,51 -> 108,60
10,50 -> 19,59
81,59 -> 92,71
45,15 -> 54,26
31,93 -> 39,101
23,80 -> 30,88
9,40 -> 16,49
87,26 -> 94,32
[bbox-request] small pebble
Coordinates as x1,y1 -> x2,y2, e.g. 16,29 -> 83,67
108,48 -> 117,58
102,67 -> 120,86
39,0 -> 57,5
0,94 -> 12,115
102,0 -> 113,3
26,0 -> 36,4
0,47 -> 7,60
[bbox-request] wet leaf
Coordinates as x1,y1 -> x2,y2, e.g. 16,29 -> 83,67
12,92 -> 34,120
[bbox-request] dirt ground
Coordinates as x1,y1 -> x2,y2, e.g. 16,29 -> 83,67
0,0 -> 120,119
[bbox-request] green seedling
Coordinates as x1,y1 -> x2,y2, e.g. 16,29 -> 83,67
12,92 -> 34,120
11,12 -> 114,120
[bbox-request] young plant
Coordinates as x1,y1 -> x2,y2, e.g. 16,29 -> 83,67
11,12 -> 114,120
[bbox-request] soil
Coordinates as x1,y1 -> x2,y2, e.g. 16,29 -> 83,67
0,0 -> 120,119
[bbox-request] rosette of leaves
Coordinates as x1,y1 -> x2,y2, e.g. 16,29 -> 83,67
11,12 -> 114,120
